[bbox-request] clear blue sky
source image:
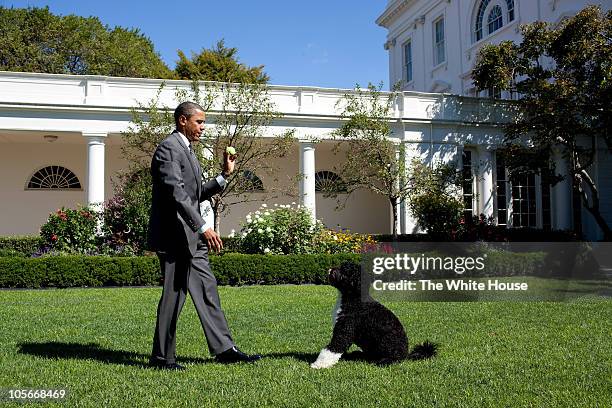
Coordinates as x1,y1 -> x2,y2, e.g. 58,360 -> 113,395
1,0 -> 390,89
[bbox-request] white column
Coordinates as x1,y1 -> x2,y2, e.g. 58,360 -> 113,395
299,140 -> 316,223
394,142 -> 402,234
83,132 -> 107,208
477,146 -> 494,219
552,146 -> 573,230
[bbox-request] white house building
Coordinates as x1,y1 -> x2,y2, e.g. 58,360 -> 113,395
0,2 -> 609,240
377,0 -> 611,96
2,71 -> 608,239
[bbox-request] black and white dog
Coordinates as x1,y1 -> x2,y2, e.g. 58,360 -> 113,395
311,261 -> 437,368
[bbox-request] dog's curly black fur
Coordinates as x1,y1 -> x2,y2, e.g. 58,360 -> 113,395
317,261 -> 437,366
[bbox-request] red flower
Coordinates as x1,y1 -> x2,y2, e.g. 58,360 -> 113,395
51,234 -> 58,242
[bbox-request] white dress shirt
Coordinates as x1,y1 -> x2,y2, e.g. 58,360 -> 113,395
177,132 -> 226,234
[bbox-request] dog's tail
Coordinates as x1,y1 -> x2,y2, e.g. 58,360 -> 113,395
407,340 -> 438,360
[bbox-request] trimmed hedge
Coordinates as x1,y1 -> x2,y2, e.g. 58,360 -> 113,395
210,253 -> 359,285
0,253 -> 360,289
0,236 -> 43,256
0,248 -> 594,289
0,256 -> 161,288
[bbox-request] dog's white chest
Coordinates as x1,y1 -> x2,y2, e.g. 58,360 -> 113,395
331,292 -> 343,327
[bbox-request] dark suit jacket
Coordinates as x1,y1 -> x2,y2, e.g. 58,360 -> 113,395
147,131 -> 224,257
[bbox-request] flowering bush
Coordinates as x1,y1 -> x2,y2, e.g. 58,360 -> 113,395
233,204 -> 375,254
40,206 -> 100,254
235,203 -> 324,254
102,170 -> 152,255
316,228 -> 376,254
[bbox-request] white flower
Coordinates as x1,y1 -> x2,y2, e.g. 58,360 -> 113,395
333,235 -> 338,241
228,229 -> 236,238
261,204 -> 268,208
274,203 -> 278,207
291,202 -> 296,205
266,227 -> 272,233
242,232 -> 247,238
257,228 -> 263,234
264,211 -> 270,216
255,210 -> 261,215
264,248 -> 270,254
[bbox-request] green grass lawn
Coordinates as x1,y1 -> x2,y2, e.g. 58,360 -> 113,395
0,283 -> 610,407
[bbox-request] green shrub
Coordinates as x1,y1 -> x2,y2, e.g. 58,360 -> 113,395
210,253 -> 360,285
407,160 -> 463,238
0,255 -> 161,288
409,192 -> 463,238
0,236 -> 43,256
102,170 -> 152,255
40,207 -> 100,254
236,204 -> 324,254
0,253 -> 360,288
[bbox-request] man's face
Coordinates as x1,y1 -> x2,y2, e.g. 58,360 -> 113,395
179,110 -> 205,142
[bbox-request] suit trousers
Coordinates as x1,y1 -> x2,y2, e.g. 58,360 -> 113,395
151,239 -> 235,364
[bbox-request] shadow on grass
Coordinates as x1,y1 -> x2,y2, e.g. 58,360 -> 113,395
17,342 -> 324,366
262,352 -> 318,363
262,351 -> 369,364
17,341 -> 210,368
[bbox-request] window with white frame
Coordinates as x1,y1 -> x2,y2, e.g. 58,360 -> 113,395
462,150 -> 475,221
26,165 -> 81,190
433,17 -> 445,66
403,40 -> 413,83
474,0 -> 515,42
495,153 -> 551,229
487,5 -> 503,34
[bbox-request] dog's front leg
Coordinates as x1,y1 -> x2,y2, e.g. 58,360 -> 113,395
311,317 -> 354,369
311,348 -> 343,369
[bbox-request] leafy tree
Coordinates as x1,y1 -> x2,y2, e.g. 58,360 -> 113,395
119,80 -> 294,237
331,83 -> 409,237
407,160 -> 463,239
175,40 -> 269,84
200,81 -> 294,231
472,6 -> 612,239
0,6 -> 172,78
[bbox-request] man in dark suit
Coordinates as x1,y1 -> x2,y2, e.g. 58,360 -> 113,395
148,101 -> 260,370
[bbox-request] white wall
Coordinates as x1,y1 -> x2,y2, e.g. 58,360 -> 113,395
378,0 -> 611,95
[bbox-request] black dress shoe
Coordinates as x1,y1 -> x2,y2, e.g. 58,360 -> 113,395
215,346 -> 261,364
149,360 -> 186,371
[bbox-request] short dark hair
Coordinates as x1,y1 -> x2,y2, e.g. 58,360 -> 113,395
174,101 -> 204,126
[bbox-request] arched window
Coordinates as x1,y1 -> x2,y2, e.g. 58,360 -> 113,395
474,0 -> 514,42
315,171 -> 347,193
487,5 -> 503,34
26,166 -> 81,190
240,170 -> 264,192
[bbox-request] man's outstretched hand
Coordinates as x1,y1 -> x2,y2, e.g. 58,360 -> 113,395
223,150 -> 237,176
202,227 -> 223,253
